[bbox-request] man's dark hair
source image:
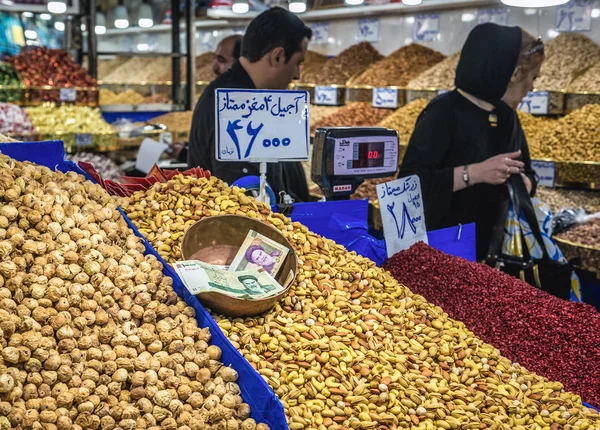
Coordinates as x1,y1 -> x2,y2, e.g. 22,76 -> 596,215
232,36 -> 242,60
241,7 -> 312,63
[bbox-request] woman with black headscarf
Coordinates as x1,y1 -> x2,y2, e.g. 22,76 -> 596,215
399,23 -> 545,260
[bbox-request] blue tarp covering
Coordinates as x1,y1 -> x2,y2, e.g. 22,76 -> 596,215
0,140 -> 287,429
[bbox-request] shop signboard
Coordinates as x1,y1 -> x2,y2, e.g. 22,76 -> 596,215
377,175 -> 428,257
215,89 -> 310,162
556,0 -> 593,32
413,14 -> 441,42
357,18 -> 380,43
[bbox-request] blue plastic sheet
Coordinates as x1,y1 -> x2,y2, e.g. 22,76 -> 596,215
428,223 -> 477,262
101,111 -> 168,124
0,140 -> 287,429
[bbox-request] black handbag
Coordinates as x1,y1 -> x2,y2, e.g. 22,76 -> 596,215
485,175 -> 574,300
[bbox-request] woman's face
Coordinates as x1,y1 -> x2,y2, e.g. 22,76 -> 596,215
503,63 -> 542,109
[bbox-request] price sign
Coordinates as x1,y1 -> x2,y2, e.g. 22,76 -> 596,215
377,175 -> 428,257
531,160 -> 556,188
314,86 -> 338,106
357,18 -> 380,43
75,134 -> 92,147
372,88 -> 399,109
556,0 -> 593,32
518,91 -> 549,115
413,14 -> 441,42
477,8 -> 509,26
60,88 -> 77,102
215,89 -> 310,162
310,22 -> 330,45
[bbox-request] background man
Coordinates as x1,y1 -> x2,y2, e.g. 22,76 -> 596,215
212,34 -> 243,76
188,7 -> 312,202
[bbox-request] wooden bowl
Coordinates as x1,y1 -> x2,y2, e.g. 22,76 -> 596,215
181,215 -> 298,317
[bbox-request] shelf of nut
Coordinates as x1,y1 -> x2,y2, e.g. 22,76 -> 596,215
554,160 -> 600,189
405,88 -> 442,103
345,86 -> 407,106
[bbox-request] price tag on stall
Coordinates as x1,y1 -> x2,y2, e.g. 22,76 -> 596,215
477,8 -> 510,25
314,86 -> 338,106
413,14 -> 441,42
60,88 -> 77,102
531,160 -> 556,188
310,22 -> 330,45
372,88 -> 399,109
75,134 -> 92,147
518,91 -> 549,115
556,0 -> 593,32
357,18 -> 380,43
215,89 -> 310,162
377,175 -> 428,257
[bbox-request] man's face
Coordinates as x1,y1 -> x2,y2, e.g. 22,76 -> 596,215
270,37 -> 309,90
213,39 -> 237,76
251,249 -> 275,266
241,279 -> 261,292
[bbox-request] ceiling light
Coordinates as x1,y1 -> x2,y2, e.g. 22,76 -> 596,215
461,12 -> 476,21
402,0 -> 422,4
81,23 -> 86,31
501,0 -> 568,7
232,0 -> 249,14
138,3 -> 153,27
524,7 -> 538,14
40,13 -> 52,20
289,0 -> 306,13
24,29 -> 37,39
592,8 -> 600,18
405,16 -> 415,24
47,0 -> 67,13
54,21 -> 65,31
546,28 -> 559,38
114,5 -> 129,29
22,11 -> 34,18
137,43 -> 150,51
95,11 -> 106,34
345,0 -> 364,5
0,0 -> 15,5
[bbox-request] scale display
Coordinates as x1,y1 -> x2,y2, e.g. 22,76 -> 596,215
333,136 -> 398,176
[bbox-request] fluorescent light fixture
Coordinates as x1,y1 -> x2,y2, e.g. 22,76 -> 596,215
137,43 -> 150,51
54,21 -> 65,31
81,23 -> 86,31
592,8 -> 600,18
138,3 -> 153,27
22,11 -> 34,18
114,5 -> 129,29
402,0 -> 422,5
546,28 -> 559,38
24,29 -> 37,39
232,0 -> 249,14
40,13 -> 52,20
95,11 -> 106,34
501,0 -> 568,7
524,7 -> 538,15
289,0 -> 306,13
461,12 -> 476,22
405,16 -> 415,24
345,0 -> 364,5
47,0 -> 67,13
0,0 -> 15,5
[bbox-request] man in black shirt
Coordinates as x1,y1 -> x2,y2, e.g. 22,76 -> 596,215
188,7 -> 311,202
212,34 -> 242,76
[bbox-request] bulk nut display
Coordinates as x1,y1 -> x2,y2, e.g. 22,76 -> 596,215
99,89 -> 145,106
96,57 -> 131,81
122,175 -> 600,429
102,58 -> 171,84
350,45 -> 445,87
0,132 -> 18,142
310,103 -> 393,135
149,112 -> 194,133
377,99 -> 429,145
536,188 -> 600,214
300,51 -> 328,83
385,242 -> 600,407
308,106 -> 339,132
301,42 -> 383,85
0,154 -> 269,430
67,153 -> 124,183
557,219 -> 600,250
407,52 -> 461,90
536,33 -> 600,91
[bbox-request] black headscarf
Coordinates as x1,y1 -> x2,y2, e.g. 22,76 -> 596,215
455,23 -> 522,105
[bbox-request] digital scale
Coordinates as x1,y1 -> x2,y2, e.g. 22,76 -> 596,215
311,127 -> 400,200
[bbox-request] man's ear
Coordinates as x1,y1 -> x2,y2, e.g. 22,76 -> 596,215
268,47 -> 286,67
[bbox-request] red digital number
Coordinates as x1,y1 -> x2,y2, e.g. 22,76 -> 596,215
368,151 -> 379,159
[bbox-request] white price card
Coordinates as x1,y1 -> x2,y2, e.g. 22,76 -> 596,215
413,14 -> 441,42
310,22 -> 330,45
477,8 -> 510,26
357,18 -> 380,43
372,88 -> 399,109
531,160 -> 556,188
518,91 -> 549,115
75,134 -> 92,147
215,89 -> 310,162
314,86 -> 338,106
556,0 -> 593,32
60,88 -> 77,102
136,138 -> 168,174
377,175 -> 428,258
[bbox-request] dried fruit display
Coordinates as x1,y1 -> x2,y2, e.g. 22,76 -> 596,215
350,44 -> 445,87
96,56 -> 131,81
68,152 -> 124,182
99,89 -> 145,105
299,51 -> 328,82
532,104 -> 600,162
301,42 -> 383,85
536,188 -> 600,214
26,105 -> 113,135
0,132 -> 17,142
0,102 -> 33,135
0,62 -> 22,103
516,110 -> 557,159
384,242 -> 600,407
148,111 -> 194,133
568,60 -> 600,93
536,33 -> 600,91
123,175 -> 600,428
407,52 -> 461,90
102,57 -> 171,84
558,218 -> 600,249
310,102 -> 392,134
377,99 -> 428,145
0,155 -> 269,430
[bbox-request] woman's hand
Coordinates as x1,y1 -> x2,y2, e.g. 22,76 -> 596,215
471,150 -> 524,185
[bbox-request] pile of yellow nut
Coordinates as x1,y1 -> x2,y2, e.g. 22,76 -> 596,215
0,155 -> 269,430
122,175 -> 600,430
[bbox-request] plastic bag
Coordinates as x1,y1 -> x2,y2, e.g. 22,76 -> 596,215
553,208 -> 600,235
503,197 -> 582,302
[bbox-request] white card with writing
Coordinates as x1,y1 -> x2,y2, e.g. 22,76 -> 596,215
310,22 -> 330,45
314,86 -> 338,106
60,88 -> 77,102
518,91 -> 549,115
556,0 -> 593,32
477,8 -> 509,26
531,160 -> 556,188
215,89 -> 310,162
413,14 -> 441,42
357,18 -> 380,43
377,175 -> 428,258
372,88 -> 398,109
